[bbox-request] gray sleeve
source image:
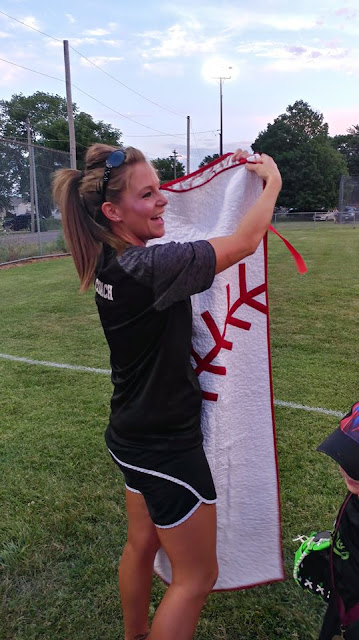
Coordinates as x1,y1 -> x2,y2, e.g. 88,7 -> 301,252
118,240 -> 216,310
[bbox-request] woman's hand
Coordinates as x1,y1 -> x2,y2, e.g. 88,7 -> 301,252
245,153 -> 282,188
231,149 -> 282,188
231,148 -> 250,162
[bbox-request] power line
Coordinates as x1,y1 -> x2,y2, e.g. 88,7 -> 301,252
190,122 -> 202,165
124,130 -> 218,138
0,58 -> 216,142
0,57 -> 185,138
0,10 -> 62,42
0,56 -> 65,83
69,46 -> 185,119
0,9 -> 185,119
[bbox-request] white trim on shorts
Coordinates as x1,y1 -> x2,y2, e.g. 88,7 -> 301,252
155,499 -> 203,529
125,484 -> 141,494
109,447 -> 216,528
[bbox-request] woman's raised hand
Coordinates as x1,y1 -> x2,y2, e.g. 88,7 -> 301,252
231,148 -> 250,162
231,149 -> 281,187
245,153 -> 282,187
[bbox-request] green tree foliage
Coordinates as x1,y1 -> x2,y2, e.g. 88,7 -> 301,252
0,141 -> 23,211
252,100 -> 348,210
0,92 -> 122,218
0,91 -> 122,164
198,153 -> 220,167
152,156 -> 185,183
331,125 -> 359,176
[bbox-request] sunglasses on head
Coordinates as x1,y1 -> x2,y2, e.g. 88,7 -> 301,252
102,149 -> 126,201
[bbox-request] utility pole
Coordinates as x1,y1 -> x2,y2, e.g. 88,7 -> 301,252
170,149 -> 181,180
186,116 -> 190,175
63,39 -> 77,169
26,117 -> 35,233
31,144 -> 42,255
212,70 -> 232,156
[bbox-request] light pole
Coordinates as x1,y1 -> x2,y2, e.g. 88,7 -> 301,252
212,69 -> 232,156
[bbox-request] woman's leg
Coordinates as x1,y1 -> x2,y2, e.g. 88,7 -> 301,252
149,502 -> 218,640
120,489 -> 160,640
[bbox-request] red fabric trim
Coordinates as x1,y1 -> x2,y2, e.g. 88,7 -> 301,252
160,154 -> 247,193
264,232 -> 286,583
269,226 -> 307,275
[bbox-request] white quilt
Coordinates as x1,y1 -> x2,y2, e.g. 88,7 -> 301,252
152,155 -> 284,590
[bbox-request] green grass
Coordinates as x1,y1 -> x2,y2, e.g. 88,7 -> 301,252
1,225 -> 358,640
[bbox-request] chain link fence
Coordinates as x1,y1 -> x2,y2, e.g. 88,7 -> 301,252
338,175 -> 359,225
0,138 -> 70,265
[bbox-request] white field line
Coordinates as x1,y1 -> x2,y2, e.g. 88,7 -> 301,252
0,352 -> 111,375
0,352 -> 344,418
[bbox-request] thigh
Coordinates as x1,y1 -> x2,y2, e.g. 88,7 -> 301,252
156,502 -> 217,580
125,489 -> 160,555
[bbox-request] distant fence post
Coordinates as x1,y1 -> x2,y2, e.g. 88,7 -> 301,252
26,118 -> 36,234
31,145 -> 42,256
337,175 -> 359,225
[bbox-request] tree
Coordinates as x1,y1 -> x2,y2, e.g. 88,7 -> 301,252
331,125 -> 359,176
0,91 -> 122,165
252,100 -> 348,209
0,92 -> 123,218
199,153 -> 220,168
152,156 -> 185,183
0,140 -> 23,211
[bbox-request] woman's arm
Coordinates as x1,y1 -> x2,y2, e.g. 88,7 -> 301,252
208,152 -> 282,274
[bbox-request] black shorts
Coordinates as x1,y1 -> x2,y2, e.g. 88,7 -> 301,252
107,443 -> 217,528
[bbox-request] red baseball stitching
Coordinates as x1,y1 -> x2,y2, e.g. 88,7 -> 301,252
192,263 -> 268,401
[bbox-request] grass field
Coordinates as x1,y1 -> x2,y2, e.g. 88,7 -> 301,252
1,225 -> 358,640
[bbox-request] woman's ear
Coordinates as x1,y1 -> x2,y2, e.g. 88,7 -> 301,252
101,202 -> 122,222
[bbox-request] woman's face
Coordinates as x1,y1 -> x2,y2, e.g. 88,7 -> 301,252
339,466 -> 359,495
110,162 -> 168,246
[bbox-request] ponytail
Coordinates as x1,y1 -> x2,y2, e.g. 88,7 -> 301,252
52,143 -> 144,292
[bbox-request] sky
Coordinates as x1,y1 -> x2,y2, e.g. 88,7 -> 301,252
0,0 -> 358,171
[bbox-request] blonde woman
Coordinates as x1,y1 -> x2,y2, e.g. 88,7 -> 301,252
53,144 -> 281,640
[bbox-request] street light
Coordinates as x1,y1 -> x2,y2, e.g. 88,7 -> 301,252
212,68 -> 232,156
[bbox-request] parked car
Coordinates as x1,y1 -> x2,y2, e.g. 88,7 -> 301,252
313,211 -> 335,221
342,208 -> 355,223
287,207 -> 326,221
2,213 -> 47,232
2,218 -> 14,231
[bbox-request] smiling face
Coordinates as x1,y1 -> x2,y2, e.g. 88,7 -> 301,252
102,162 -> 168,246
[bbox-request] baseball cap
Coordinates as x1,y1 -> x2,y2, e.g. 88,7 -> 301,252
317,402 -> 359,481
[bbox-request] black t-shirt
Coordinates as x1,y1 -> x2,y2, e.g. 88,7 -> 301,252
95,240 -> 216,452
334,493 -> 359,611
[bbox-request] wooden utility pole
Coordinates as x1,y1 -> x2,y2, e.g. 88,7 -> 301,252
26,117 -> 35,233
170,149 -> 180,180
212,71 -> 232,156
63,40 -> 77,169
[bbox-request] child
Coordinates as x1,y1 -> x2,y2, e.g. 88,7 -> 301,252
316,402 -> 359,639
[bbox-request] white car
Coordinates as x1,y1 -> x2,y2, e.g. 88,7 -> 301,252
313,212 -> 336,221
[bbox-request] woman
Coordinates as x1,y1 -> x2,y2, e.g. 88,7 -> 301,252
53,143 -> 281,640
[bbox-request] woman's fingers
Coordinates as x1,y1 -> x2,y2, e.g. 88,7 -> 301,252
245,153 -> 281,184
231,148 -> 250,162
231,150 -> 281,185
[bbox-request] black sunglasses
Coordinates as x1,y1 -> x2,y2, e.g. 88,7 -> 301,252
102,149 -> 126,201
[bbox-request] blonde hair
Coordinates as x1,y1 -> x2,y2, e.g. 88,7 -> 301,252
52,143 -> 146,291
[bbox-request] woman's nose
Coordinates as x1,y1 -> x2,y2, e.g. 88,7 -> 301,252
159,191 -> 168,206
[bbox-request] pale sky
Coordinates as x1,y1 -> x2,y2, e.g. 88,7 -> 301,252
0,0 -> 358,170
